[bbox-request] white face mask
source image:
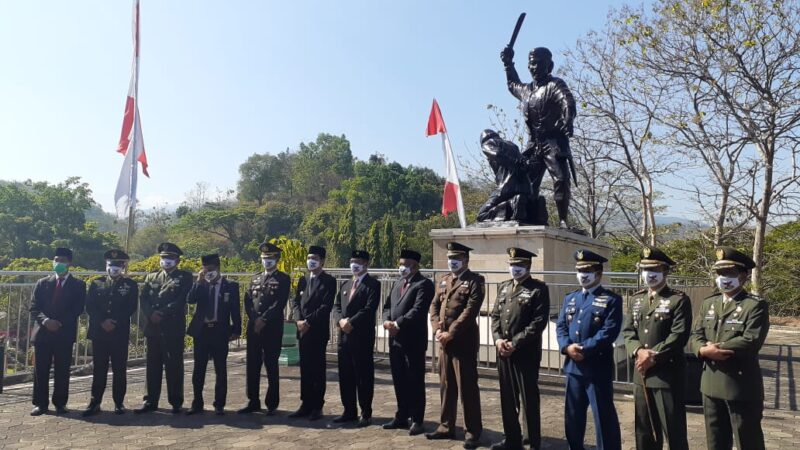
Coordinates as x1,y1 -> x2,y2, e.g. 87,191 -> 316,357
262,258 -> 277,271
716,275 -> 741,293
350,263 -> 363,275
641,270 -> 664,288
509,265 -> 528,280
306,259 -> 320,271
398,265 -> 410,278
447,259 -> 463,273
576,271 -> 597,287
107,265 -> 123,278
160,258 -> 176,270
204,271 -> 219,282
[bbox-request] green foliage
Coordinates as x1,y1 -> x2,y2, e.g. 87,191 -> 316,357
291,133 -> 354,203
762,221 -> 800,316
380,218 -> 396,268
237,151 -> 294,205
363,222 -> 381,267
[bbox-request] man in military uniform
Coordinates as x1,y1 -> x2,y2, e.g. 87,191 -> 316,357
290,245 -> 336,421
622,247 -> 691,450
556,249 -> 622,450
425,242 -> 485,449
688,247 -> 769,450
490,247 -> 550,450
30,247 -> 86,416
382,249 -> 435,436
331,250 -> 381,427
239,242 -> 291,415
186,254 -> 241,415
135,243 -> 192,414
501,45 -> 577,228
83,250 -> 139,416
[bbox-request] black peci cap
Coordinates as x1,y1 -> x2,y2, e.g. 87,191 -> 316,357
308,245 -> 326,258
54,247 -> 73,261
201,254 -> 221,267
351,250 -> 370,261
399,249 -> 421,262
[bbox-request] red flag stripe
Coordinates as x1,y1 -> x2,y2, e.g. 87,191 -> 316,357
426,99 -> 447,136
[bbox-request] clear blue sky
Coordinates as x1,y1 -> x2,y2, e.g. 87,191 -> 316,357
0,0 -> 641,214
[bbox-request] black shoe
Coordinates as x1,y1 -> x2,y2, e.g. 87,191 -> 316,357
30,406 -> 47,416
382,418 -> 409,430
114,405 -> 126,415
288,407 -> 309,419
186,406 -> 203,415
522,437 -> 530,446
82,404 -> 101,417
55,406 -> 69,415
308,409 -> 322,421
463,437 -> 481,449
426,431 -> 455,440
409,422 -> 425,436
134,403 -> 157,414
215,408 -> 225,416
357,416 -> 372,428
332,413 -> 358,423
237,404 -> 261,414
171,406 -> 182,414
490,441 -> 508,450
264,408 -> 276,416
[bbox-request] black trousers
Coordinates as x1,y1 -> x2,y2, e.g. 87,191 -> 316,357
245,326 -> 283,410
90,334 -> 129,406
298,335 -> 328,411
143,334 -> 184,408
497,351 -> 540,449
191,327 -> 229,409
337,335 -> 374,417
389,340 -> 427,424
32,341 -> 73,409
702,395 -> 765,450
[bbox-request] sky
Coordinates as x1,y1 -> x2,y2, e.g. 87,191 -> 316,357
0,0 -> 651,215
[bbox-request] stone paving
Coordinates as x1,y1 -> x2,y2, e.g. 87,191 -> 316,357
1,330 -> 799,449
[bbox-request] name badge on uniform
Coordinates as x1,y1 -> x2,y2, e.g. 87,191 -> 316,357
520,291 -> 531,299
705,310 -> 716,319
118,285 -> 130,296
725,318 -> 744,325
592,298 -> 608,308
655,306 -> 670,314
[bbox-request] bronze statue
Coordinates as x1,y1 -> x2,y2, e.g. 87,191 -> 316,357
499,41 -> 577,228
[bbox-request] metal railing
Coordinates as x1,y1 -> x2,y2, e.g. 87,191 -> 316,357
0,269 -> 714,386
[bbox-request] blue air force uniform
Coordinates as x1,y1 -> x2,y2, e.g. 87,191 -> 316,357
556,249 -> 622,450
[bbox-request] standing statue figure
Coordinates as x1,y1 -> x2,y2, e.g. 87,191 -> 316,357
477,129 -> 548,225
501,45 -> 577,228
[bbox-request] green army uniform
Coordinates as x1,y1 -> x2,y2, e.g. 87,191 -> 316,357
687,247 -> 769,450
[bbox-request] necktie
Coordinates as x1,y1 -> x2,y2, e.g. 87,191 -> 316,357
53,278 -> 63,305
206,283 -> 217,321
400,279 -> 410,296
350,277 -> 359,298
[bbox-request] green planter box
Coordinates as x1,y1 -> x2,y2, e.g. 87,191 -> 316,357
279,322 -> 299,366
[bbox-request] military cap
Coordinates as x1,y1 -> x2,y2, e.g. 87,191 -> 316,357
351,250 -> 370,261
259,242 -> 282,257
507,247 -> 537,264
446,242 -> 472,257
158,242 -> 183,257
574,249 -> 608,269
637,246 -> 675,269
399,249 -> 421,262
308,245 -> 327,258
713,246 -> 755,271
104,249 -> 130,262
201,253 -> 221,267
54,247 -> 73,260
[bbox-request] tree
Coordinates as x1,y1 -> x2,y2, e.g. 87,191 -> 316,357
291,133 -> 354,204
380,217 -> 395,268
761,220 -> 800,316
237,151 -> 294,205
332,202 -> 357,266
364,222 -> 381,268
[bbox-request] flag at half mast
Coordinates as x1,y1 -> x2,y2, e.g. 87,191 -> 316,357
426,99 -> 466,228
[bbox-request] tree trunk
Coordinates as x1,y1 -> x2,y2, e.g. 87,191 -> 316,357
751,145 -> 774,296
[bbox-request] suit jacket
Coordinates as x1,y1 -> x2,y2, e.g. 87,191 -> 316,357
430,270 -> 485,356
382,272 -> 434,352
30,274 -> 86,345
86,276 -> 138,341
139,269 -> 192,338
622,286 -> 692,388
244,270 -> 291,336
688,290 -> 769,401
491,277 -> 550,354
292,271 -> 336,342
333,273 -> 381,346
556,285 -> 623,379
187,277 -> 242,339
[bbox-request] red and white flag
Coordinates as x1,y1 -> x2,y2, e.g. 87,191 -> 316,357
426,99 -> 466,228
114,0 -> 149,219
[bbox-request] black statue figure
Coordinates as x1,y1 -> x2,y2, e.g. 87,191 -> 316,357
500,45 -> 577,228
476,129 -> 548,225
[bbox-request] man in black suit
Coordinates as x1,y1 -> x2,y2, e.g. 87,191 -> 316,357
186,254 -> 242,415
239,242 -> 292,416
29,247 -> 86,416
289,245 -> 336,421
382,249 -> 435,436
331,250 -> 381,427
83,249 -> 139,416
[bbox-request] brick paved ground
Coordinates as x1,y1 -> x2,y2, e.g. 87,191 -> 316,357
1,347 -> 799,450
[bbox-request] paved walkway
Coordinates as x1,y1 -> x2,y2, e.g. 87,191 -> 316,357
1,341 -> 798,449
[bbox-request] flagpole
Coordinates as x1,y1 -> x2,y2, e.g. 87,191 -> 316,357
124,0 -> 140,253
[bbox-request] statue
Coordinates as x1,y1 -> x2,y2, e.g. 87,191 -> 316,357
476,129 -> 548,225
